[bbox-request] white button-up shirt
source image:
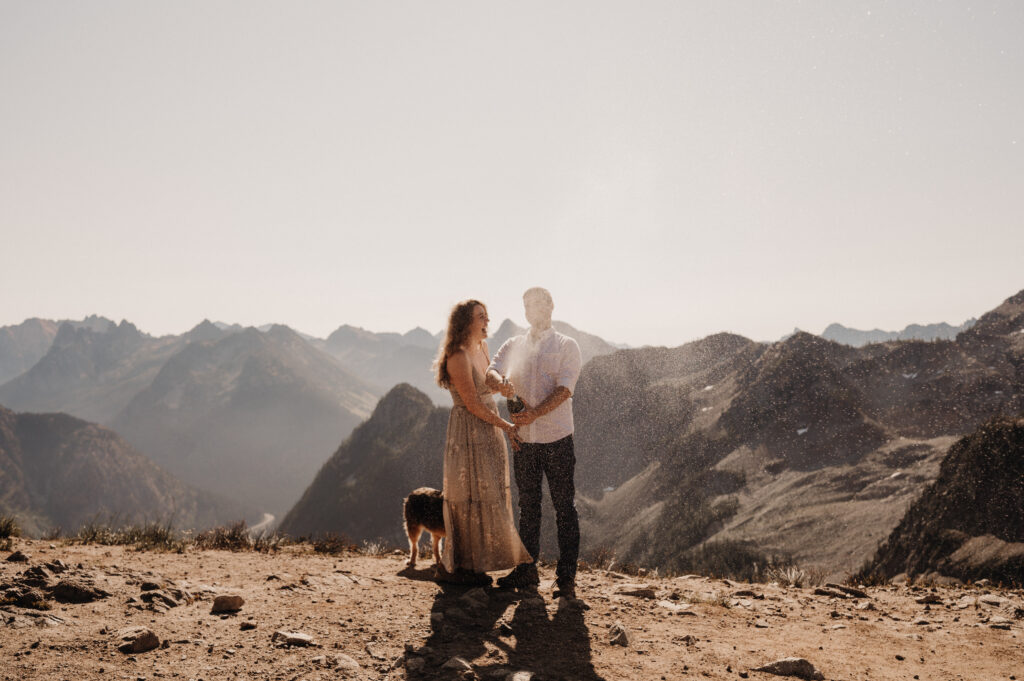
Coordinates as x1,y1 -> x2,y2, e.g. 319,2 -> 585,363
489,327 -> 582,444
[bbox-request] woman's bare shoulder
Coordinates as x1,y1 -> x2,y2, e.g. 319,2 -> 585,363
446,348 -> 470,368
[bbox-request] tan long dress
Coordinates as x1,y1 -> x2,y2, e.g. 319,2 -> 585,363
441,365 -> 532,573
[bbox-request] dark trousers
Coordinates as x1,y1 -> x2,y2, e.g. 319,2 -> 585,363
513,434 -> 580,585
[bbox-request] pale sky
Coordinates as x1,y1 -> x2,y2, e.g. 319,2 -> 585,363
2,1 -> 1022,347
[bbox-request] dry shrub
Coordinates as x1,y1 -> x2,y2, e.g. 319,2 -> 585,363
0,514 -> 21,539
194,521 -> 252,551
579,545 -> 617,572
361,538 -> 390,556
312,533 -> 358,555
71,516 -> 187,552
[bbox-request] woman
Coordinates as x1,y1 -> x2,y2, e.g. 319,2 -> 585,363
433,299 -> 532,585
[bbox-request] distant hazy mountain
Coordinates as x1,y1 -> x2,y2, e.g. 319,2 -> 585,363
0,315 -> 114,384
320,319 -> 620,406
0,320 -> 198,423
278,383 -> 448,542
0,319 -> 59,384
109,325 -> 379,517
322,324 -> 444,402
0,404 -> 246,537
819,319 -> 977,347
859,416 -> 1024,583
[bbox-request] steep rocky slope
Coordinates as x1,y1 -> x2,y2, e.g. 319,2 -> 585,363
859,416 -> 1024,584
278,384 -> 448,542
110,326 -> 378,518
567,289 -> 1024,572
573,333 -> 763,494
0,405 -> 244,536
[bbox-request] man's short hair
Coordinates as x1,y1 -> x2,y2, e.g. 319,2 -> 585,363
523,287 -> 553,307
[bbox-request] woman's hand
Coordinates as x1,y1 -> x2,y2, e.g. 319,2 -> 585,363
499,419 -> 518,435
508,427 -> 522,452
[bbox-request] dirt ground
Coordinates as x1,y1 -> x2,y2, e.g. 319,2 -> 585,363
1,539 -> 1022,681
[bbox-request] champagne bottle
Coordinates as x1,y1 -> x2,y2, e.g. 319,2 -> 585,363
507,395 -> 525,414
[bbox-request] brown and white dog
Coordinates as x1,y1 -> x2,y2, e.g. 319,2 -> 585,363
403,487 -> 445,568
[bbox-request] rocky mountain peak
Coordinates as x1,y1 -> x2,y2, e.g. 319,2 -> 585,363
961,288 -> 1024,339
184,319 -> 225,343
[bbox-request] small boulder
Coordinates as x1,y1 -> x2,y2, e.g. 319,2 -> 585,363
3,586 -> 51,609
6,551 -> 29,563
989,616 -> 1012,630
658,600 -> 697,616
271,630 -> 315,647
406,657 -> 426,672
615,584 -> 657,599
116,626 -> 160,654
825,583 -> 869,599
43,560 -> 68,574
19,565 -> 54,587
813,587 -> 848,599
211,594 -> 244,613
50,578 -> 110,603
506,672 -> 534,681
442,656 -> 473,672
317,654 -> 358,670
240,621 -> 257,631
608,620 -> 630,647
753,657 -> 825,680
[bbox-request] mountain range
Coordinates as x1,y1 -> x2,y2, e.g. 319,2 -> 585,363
0,315 -> 114,384
0,315 -> 619,525
0,404 -> 242,537
818,318 -> 977,347
279,288 -> 1024,576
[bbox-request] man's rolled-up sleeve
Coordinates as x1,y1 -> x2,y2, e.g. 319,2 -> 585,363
557,339 -> 582,393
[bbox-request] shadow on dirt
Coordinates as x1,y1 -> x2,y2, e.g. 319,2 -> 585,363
407,581 -> 603,680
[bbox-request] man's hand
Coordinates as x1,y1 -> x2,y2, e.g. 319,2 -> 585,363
511,409 -> 538,426
498,376 -> 516,398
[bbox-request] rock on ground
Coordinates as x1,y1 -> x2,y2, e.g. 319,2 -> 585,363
753,657 -> 825,680
271,630 -> 315,647
608,620 -> 629,646
116,626 -> 160,654
50,578 -> 110,603
211,594 -> 244,613
442,656 -> 474,672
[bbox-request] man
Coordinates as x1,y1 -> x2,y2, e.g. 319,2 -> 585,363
486,287 -> 583,599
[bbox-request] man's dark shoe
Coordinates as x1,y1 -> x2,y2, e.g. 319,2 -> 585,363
553,580 -> 576,600
496,563 -> 539,590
